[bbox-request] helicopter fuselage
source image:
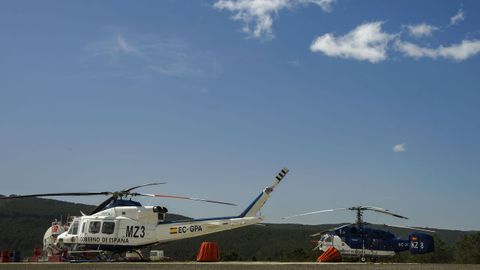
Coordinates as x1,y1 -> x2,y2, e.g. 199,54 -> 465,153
316,225 -> 433,260
317,228 -> 408,259
56,204 -> 262,251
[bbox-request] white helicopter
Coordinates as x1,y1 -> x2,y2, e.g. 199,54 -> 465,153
1,168 -> 289,260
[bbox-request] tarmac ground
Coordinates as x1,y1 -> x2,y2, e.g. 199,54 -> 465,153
0,262 -> 480,270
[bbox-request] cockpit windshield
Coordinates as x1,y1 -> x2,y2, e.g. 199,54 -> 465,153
68,221 -> 79,235
320,234 -> 333,242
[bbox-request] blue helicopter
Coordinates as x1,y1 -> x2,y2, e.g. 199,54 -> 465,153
284,206 -> 435,262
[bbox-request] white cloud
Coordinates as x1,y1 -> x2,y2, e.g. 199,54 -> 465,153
115,35 -> 139,54
87,34 -> 222,78
396,39 -> 480,61
450,9 -> 465,26
393,143 -> 406,153
310,21 -> 394,63
213,0 -> 335,40
88,34 -> 140,57
288,58 -> 300,66
406,23 -> 438,38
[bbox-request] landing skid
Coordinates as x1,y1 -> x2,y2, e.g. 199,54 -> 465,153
66,249 -> 145,262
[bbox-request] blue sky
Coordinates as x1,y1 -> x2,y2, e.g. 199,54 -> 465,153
1,0 -> 479,230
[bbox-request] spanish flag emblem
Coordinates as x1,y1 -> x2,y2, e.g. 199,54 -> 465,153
169,227 -> 177,234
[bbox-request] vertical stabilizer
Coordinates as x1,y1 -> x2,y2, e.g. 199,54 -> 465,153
239,168 -> 289,218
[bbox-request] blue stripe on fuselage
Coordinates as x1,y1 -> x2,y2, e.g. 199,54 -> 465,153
238,192 -> 264,218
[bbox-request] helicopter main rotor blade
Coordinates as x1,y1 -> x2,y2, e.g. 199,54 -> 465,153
0,192 -> 112,200
310,232 -> 323,237
134,193 -> 236,206
90,183 -> 169,215
362,206 -> 408,220
282,208 -> 349,220
379,223 -> 436,233
0,182 -> 168,200
90,196 -> 117,215
123,182 -> 167,192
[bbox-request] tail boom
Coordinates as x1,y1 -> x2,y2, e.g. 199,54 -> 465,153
153,168 -> 289,244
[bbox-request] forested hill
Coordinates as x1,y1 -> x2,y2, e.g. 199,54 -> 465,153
0,197 -> 94,255
0,197 -> 186,255
0,198 -> 478,262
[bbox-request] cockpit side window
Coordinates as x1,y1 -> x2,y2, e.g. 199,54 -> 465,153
158,213 -> 166,224
68,221 -> 79,235
102,222 -> 115,235
81,222 -> 86,234
89,221 -> 101,234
